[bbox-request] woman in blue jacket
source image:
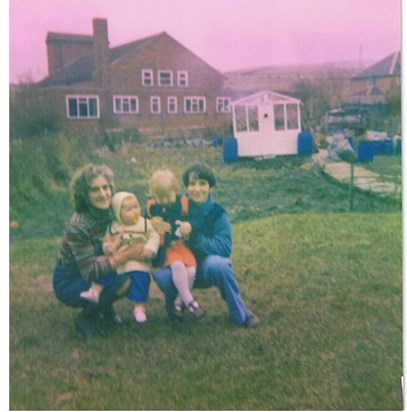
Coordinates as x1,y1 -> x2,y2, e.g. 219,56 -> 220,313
152,163 -> 260,327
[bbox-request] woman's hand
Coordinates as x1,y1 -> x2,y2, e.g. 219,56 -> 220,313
175,220 -> 192,239
126,241 -> 147,260
109,241 -> 146,268
150,216 -> 171,236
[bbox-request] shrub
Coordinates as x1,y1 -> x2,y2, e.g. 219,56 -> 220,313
10,78 -> 62,139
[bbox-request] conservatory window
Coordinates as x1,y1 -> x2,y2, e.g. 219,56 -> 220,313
274,104 -> 285,131
66,95 -> 99,119
235,105 -> 247,132
248,105 -> 259,131
286,104 -> 299,130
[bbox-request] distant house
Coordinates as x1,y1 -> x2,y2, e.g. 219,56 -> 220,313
347,51 -> 401,112
39,18 -> 232,136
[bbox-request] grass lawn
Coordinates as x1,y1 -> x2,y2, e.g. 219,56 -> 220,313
9,143 -> 402,410
10,212 -> 402,410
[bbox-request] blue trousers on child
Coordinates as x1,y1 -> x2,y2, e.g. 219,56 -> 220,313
128,270 -> 151,303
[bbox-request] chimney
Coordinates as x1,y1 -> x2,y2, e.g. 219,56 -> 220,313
93,18 -> 110,88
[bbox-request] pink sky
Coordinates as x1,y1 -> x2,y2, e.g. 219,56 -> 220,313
9,0 -> 401,83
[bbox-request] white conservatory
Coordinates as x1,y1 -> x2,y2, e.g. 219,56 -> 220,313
231,90 -> 303,157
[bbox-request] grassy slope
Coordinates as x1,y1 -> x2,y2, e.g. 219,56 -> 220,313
10,212 -> 402,410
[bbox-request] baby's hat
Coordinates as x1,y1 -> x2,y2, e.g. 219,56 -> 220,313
111,191 -> 139,223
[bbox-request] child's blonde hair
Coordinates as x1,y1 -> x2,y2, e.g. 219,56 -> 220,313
149,169 -> 181,199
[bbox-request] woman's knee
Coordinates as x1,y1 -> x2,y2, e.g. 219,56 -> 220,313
202,255 -> 231,274
152,267 -> 174,291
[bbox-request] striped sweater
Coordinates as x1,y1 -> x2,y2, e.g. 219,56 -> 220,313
58,207 -> 114,283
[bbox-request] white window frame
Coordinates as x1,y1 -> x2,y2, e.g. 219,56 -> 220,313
158,70 -> 173,87
184,96 -> 206,113
66,95 -> 100,119
216,97 -> 231,113
167,96 -> 178,114
142,69 -> 154,86
150,96 -> 161,114
177,71 -> 188,87
113,95 -> 139,114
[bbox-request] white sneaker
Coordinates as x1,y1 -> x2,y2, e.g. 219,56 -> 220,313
133,306 -> 147,323
80,288 -> 100,303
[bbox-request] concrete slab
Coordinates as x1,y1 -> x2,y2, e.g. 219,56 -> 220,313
312,150 -> 400,197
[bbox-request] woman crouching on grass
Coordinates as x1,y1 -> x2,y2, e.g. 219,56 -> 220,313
52,164 -> 146,338
153,162 -> 260,327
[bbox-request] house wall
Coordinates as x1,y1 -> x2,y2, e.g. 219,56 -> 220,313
44,32 -> 232,135
350,76 -> 399,95
107,33 -> 229,131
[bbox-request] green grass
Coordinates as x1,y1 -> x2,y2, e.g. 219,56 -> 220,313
10,144 -> 400,241
10,212 -> 402,410
9,140 -> 402,409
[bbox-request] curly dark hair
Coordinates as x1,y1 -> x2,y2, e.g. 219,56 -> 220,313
182,162 -> 216,188
70,164 -> 115,213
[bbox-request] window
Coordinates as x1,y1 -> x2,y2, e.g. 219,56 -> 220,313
248,105 -> 259,131
177,71 -> 188,87
274,104 -> 285,131
167,96 -> 177,114
66,95 -> 99,119
184,97 -> 206,113
286,104 -> 299,130
142,69 -> 153,86
113,96 -> 139,114
235,105 -> 247,132
159,70 -> 173,87
150,96 -> 161,114
216,97 -> 231,113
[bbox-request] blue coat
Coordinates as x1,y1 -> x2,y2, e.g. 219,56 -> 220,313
187,194 -> 232,262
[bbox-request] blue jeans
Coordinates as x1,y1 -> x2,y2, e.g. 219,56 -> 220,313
152,255 -> 248,325
128,270 -> 151,303
53,259 -> 130,308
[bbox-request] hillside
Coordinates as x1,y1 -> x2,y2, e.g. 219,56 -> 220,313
223,61 -> 361,94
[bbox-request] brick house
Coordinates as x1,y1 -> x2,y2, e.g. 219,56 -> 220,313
347,51 -> 401,111
40,18 -> 232,136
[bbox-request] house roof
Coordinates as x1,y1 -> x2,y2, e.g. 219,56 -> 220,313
41,32 -> 165,86
231,90 -> 301,106
46,32 -> 93,44
41,31 -> 222,86
352,51 -> 401,79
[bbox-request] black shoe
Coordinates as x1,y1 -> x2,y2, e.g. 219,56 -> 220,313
99,304 -> 123,328
245,310 -> 261,328
75,309 -> 107,338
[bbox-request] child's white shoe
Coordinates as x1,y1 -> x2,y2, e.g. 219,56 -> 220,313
133,306 -> 147,323
80,288 -> 100,303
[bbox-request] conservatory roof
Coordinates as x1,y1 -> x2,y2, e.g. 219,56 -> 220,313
232,90 -> 301,106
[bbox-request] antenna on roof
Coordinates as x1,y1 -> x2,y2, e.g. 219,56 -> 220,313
358,44 -> 364,70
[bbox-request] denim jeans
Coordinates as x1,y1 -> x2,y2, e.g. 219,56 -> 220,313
152,255 -> 247,325
128,270 -> 151,303
53,259 -> 130,308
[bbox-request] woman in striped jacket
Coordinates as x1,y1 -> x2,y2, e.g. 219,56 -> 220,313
52,164 -> 145,338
